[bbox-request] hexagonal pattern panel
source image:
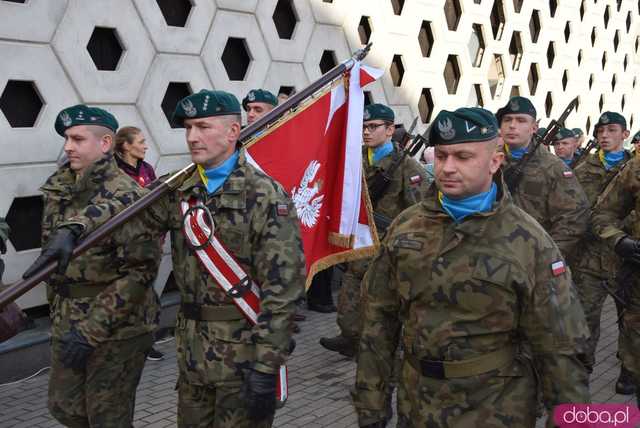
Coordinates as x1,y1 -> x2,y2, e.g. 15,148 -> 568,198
0,81 -> 43,128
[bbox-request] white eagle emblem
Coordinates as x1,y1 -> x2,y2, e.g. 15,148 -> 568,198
437,118 -> 456,140
291,160 -> 324,228
181,99 -> 197,117
60,111 -> 72,127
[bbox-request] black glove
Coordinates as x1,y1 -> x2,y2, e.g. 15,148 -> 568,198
23,225 -> 82,278
242,369 -> 277,421
60,328 -> 95,370
0,236 -> 6,254
614,236 -> 640,265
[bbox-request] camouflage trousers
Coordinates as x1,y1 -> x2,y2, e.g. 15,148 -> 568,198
48,333 -> 152,428
618,269 -> 640,387
336,269 -> 364,340
573,269 -> 622,370
397,356 -> 537,427
177,379 -> 274,428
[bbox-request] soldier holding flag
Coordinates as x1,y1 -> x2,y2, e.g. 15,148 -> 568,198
24,90 -> 306,428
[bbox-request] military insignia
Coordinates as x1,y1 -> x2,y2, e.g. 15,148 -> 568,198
181,99 -> 197,117
90,116 -> 98,121
563,170 -> 573,178
60,111 -> 72,127
363,109 -> 371,120
510,99 -> 520,111
248,91 -> 256,102
76,111 -> 85,120
464,121 -> 477,133
600,114 -> 609,124
437,118 -> 456,140
291,160 -> 324,227
551,260 -> 566,276
276,203 -> 289,216
203,95 -> 210,111
393,237 -> 423,251
410,175 -> 422,185
480,127 -> 488,134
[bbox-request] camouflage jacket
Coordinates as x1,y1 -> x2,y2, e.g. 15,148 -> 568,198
349,145 -> 430,276
592,156 -> 640,249
573,151 -> 631,276
503,143 -> 589,259
70,150 -> 306,383
40,155 -> 161,346
354,177 -> 589,424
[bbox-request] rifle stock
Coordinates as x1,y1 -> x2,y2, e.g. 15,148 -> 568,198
0,44 -> 373,310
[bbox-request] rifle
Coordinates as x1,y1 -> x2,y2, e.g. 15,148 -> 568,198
0,44 -> 374,310
367,116 -> 420,204
570,138 -> 598,169
504,97 -> 579,192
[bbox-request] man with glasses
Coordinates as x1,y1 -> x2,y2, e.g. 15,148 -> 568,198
320,103 -> 429,358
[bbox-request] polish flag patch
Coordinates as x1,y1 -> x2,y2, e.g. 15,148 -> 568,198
410,175 -> 423,185
551,260 -> 566,276
563,171 -> 573,178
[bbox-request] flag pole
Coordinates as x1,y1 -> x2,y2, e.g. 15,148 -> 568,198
0,43 -> 373,310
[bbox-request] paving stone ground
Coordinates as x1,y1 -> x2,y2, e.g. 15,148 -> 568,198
0,296 -> 635,427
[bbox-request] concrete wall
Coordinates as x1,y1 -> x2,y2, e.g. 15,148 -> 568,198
1,0 -> 639,308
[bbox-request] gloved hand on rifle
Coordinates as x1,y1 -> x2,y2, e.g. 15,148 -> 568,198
614,236 -> 640,265
23,225 -> 83,278
242,368 -> 277,421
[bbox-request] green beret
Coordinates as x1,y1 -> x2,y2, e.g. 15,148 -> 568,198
364,103 -> 394,122
496,96 -> 537,123
536,127 -> 547,137
572,128 -> 584,137
429,107 -> 499,146
242,89 -> 278,110
172,89 -> 241,127
632,130 -> 640,143
595,111 -> 626,130
55,104 -> 118,137
553,127 -> 575,141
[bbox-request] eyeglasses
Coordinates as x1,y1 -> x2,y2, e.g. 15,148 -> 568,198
362,123 -> 387,132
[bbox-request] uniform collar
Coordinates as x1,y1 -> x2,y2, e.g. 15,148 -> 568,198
179,148 -> 248,197
42,154 -> 118,193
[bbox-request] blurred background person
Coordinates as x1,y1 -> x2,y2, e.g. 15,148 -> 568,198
114,126 -> 164,361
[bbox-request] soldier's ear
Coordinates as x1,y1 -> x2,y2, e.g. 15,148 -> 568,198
101,134 -> 113,154
623,129 -> 630,139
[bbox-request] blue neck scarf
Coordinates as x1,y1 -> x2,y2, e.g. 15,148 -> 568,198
197,150 -> 239,194
440,182 -> 498,223
603,150 -> 625,170
370,141 -> 394,165
562,158 -> 573,167
508,145 -> 528,160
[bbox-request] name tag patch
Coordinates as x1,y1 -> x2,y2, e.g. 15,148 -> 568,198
394,237 -> 424,251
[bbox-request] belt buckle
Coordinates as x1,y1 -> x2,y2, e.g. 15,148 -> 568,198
421,359 -> 445,379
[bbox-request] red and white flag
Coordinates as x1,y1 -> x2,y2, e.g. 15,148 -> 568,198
245,62 -> 383,286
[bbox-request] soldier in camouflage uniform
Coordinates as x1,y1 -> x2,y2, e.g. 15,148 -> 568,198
30,91 -> 306,427
591,153 -> 640,408
498,96 -> 589,260
353,107 -> 590,428
319,103 -> 430,357
572,112 -> 634,393
243,89 -> 278,126
551,128 -> 579,168
23,105 -> 162,427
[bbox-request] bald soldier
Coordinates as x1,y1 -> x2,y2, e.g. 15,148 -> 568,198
243,89 -> 278,126
573,112 -> 634,393
353,107 -> 590,428
498,96 -> 589,260
23,105 -> 162,427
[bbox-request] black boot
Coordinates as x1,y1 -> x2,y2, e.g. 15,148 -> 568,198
615,366 -> 637,395
319,335 -> 357,357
